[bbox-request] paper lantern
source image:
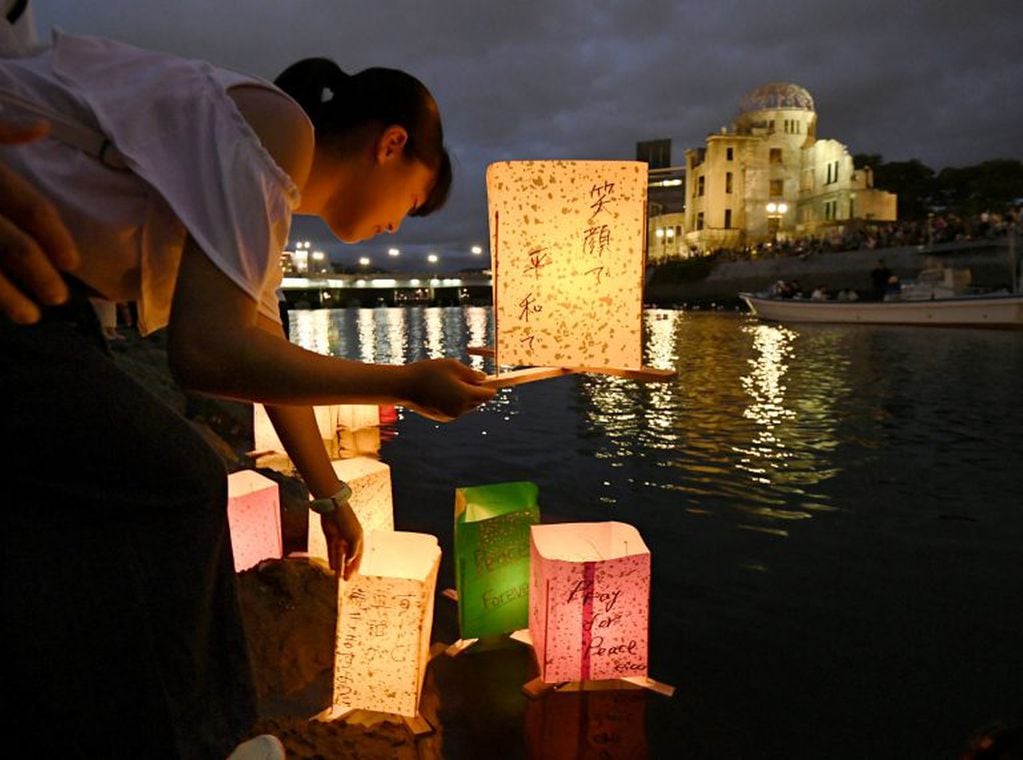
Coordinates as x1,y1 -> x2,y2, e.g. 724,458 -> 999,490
525,688 -> 647,759
529,522 -> 650,683
332,531 -> 441,717
335,404 -> 380,432
337,426 -> 382,459
308,457 -> 394,561
486,161 -> 647,372
226,470 -> 282,572
252,403 -> 380,454
454,481 -> 540,638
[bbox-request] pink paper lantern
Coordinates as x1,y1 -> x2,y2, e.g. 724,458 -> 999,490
529,522 -> 650,683
226,470 -> 283,572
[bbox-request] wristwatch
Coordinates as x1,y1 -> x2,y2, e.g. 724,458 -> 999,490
309,482 -> 354,515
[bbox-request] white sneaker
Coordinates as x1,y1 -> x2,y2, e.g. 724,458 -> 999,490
226,734 -> 285,760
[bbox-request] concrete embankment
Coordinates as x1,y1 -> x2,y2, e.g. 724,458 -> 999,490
644,239 -> 1018,307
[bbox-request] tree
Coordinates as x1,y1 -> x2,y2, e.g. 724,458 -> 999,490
871,159 -> 936,219
934,160 -> 1023,216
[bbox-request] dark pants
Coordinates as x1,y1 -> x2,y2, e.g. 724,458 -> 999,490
1,290 -> 256,758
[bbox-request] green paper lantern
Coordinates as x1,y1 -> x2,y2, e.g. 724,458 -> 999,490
454,481 -> 540,638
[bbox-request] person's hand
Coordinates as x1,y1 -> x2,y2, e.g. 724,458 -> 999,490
0,119 -> 80,324
320,497 -> 364,580
402,357 -> 495,422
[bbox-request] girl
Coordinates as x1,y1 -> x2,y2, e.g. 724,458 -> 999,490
0,30 -> 492,758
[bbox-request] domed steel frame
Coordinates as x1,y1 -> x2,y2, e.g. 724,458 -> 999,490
739,82 -> 815,113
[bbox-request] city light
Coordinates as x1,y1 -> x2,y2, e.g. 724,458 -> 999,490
427,253 -> 439,264
471,245 -> 483,255
388,248 -> 400,257
359,256 -> 370,266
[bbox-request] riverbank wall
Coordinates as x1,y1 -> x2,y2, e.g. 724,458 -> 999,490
644,238 -> 1019,307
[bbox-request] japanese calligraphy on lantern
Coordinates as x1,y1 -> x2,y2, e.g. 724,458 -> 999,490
333,531 -> 441,717
486,161 -> 647,370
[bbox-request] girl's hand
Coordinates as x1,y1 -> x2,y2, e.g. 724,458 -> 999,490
403,358 -> 495,421
321,498 -> 364,580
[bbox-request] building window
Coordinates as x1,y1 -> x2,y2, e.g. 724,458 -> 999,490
724,209 -> 732,229
769,179 -> 784,197
675,225 -> 682,238
769,147 -> 782,164
833,160 -> 840,183
696,212 -> 704,231
697,176 -> 705,196
726,147 -> 734,161
826,163 -> 833,184
725,172 -> 733,194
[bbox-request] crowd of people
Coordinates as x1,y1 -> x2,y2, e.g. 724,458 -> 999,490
694,207 -> 1020,263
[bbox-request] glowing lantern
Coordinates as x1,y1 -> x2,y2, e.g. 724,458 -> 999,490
454,481 -> 540,638
486,161 -> 650,375
252,403 -> 332,453
252,403 -> 380,455
226,470 -> 282,572
528,522 -> 650,683
335,404 -> 380,432
308,457 -> 394,561
331,531 -> 441,717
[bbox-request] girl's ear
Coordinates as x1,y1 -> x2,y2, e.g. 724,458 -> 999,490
376,125 -> 409,163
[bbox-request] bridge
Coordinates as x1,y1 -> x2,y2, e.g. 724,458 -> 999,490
280,272 -> 494,308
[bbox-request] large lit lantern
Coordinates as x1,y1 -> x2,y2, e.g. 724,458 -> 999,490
454,481 -> 540,638
486,161 -> 649,375
226,470 -> 282,572
528,522 -> 650,683
308,457 -> 394,561
331,531 -> 441,718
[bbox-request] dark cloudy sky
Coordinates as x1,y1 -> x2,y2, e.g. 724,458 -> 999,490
31,1 -> 1022,271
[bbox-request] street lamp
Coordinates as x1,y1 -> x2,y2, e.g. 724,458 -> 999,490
388,247 -> 400,258
471,245 -> 483,256
358,256 -> 371,267
427,253 -> 439,264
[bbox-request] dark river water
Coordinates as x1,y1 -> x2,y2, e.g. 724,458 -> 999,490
290,306 -> 1022,759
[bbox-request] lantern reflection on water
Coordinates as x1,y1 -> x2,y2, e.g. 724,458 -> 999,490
528,522 -> 650,684
226,470 -> 282,572
454,481 -> 540,638
331,531 -> 441,718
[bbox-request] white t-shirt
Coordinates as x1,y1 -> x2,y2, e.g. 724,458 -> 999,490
0,31 -> 309,334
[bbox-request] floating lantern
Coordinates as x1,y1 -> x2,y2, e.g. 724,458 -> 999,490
308,457 -> 394,561
331,531 -> 441,717
335,404 -> 381,432
483,161 -> 672,387
252,403 -> 381,455
226,470 -> 282,572
528,522 -> 650,683
454,481 -> 540,638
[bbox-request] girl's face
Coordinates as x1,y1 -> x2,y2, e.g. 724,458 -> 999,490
319,127 -> 437,244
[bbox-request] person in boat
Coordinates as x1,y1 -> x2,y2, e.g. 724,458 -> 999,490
1,28 -> 494,758
871,258 -> 893,300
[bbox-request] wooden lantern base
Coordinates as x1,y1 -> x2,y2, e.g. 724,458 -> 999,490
313,706 -> 435,737
466,345 -> 676,389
